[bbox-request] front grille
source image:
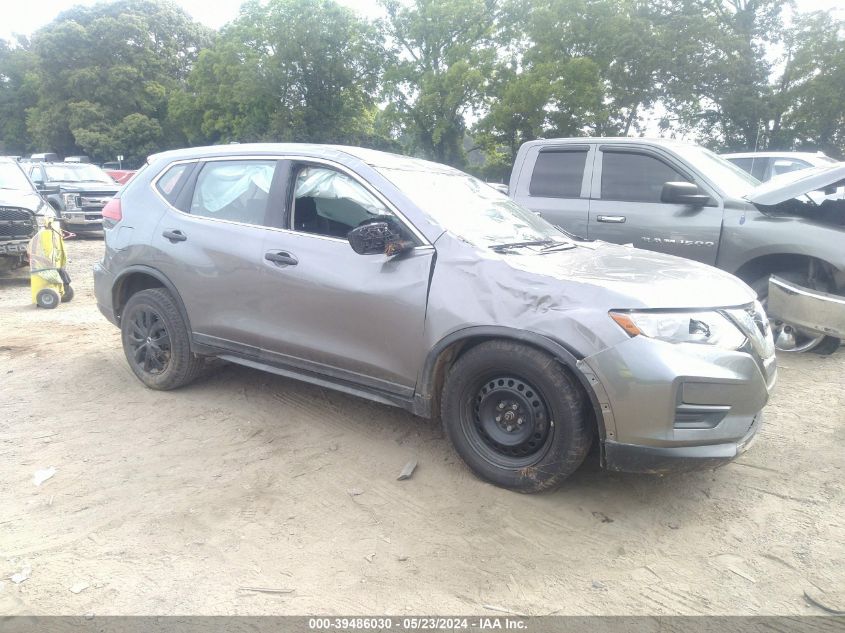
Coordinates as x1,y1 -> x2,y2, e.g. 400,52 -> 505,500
78,191 -> 115,211
0,207 -> 37,240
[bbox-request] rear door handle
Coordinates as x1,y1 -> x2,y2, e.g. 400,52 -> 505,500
162,229 -> 187,242
596,215 -> 626,223
265,251 -> 298,266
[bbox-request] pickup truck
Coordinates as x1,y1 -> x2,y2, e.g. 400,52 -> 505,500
0,157 -> 54,273
24,161 -> 119,233
509,138 -> 845,353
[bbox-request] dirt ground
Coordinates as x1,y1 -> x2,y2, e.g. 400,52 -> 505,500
0,236 -> 843,616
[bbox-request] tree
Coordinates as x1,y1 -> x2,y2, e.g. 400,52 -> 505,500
380,0 -> 498,168
654,0 -> 788,151
0,39 -> 38,156
171,0 -> 387,147
25,0 -> 212,163
473,0 -> 675,179
777,11 -> 845,157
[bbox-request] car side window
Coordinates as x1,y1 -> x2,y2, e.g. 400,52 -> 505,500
189,160 -> 275,226
155,163 -> 192,203
28,166 -> 44,184
601,152 -> 687,203
529,149 -> 588,198
770,158 -> 809,178
290,166 -> 396,239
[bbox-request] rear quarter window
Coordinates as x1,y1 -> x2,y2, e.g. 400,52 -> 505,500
155,163 -> 192,203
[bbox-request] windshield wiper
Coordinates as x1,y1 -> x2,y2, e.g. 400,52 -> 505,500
489,240 -> 556,253
540,241 -> 576,252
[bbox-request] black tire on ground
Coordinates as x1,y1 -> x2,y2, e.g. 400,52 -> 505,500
441,340 -> 592,493
751,274 -> 841,355
36,288 -> 60,309
61,284 -> 74,302
121,288 -> 205,390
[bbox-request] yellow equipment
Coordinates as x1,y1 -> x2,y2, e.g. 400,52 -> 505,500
28,217 -> 73,309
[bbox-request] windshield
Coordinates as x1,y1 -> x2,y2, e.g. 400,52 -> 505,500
0,162 -> 34,191
378,167 -> 567,249
44,163 -> 115,184
672,145 -> 760,198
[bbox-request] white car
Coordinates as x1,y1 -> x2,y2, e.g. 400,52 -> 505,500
722,151 -> 838,182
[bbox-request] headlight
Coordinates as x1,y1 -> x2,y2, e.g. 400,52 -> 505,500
609,310 -> 747,350
62,193 -> 80,210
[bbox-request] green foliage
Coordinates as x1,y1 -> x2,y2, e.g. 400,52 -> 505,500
380,0 -> 498,168
0,40 -> 38,155
1,0 -> 845,169
24,0 -> 212,163
172,0 -> 387,147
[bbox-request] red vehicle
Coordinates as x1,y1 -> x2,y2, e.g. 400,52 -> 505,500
104,169 -> 136,185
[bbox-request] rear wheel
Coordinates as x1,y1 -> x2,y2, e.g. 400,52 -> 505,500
121,288 -> 204,390
752,274 -> 840,354
441,340 -> 592,493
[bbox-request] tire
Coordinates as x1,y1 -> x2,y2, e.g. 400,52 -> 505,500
61,284 -> 74,303
441,340 -> 592,493
752,274 -> 840,354
121,288 -> 204,390
36,288 -> 60,309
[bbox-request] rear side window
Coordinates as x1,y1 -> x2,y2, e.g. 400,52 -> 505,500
770,158 -> 809,178
189,160 -> 276,226
601,152 -> 686,203
729,157 -> 767,181
529,149 -> 587,198
155,163 -> 191,203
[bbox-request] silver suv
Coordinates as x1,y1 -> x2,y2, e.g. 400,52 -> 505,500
93,144 -> 776,492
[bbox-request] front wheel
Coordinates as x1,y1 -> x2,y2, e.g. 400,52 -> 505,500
441,340 -> 592,493
121,288 -> 205,390
752,274 -> 841,354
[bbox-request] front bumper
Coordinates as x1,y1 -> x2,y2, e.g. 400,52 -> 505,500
0,240 -> 30,256
578,335 -> 775,474
767,275 -> 845,339
62,211 -> 103,229
603,412 -> 762,474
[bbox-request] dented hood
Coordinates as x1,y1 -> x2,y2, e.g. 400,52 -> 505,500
499,241 -> 756,310
745,163 -> 845,206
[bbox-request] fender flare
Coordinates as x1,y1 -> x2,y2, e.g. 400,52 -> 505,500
112,265 -> 193,344
414,325 -> 610,440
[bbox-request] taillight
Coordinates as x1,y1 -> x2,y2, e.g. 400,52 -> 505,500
102,198 -> 122,221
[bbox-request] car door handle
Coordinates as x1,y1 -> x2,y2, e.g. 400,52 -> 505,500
596,215 -> 626,223
265,251 -> 298,266
162,229 -> 187,242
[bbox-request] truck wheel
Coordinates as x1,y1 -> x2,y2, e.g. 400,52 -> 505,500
441,340 -> 592,493
61,285 -> 74,302
121,288 -> 204,390
36,288 -> 60,309
752,274 -> 840,354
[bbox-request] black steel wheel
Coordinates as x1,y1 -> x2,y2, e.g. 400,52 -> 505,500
469,376 -> 554,468
121,288 -> 205,390
442,340 -> 592,493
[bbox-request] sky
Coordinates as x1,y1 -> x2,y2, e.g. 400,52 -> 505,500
1,0 -> 843,41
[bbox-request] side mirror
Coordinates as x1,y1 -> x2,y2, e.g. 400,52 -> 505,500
36,183 -> 60,196
661,182 -> 710,206
347,220 -> 413,256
